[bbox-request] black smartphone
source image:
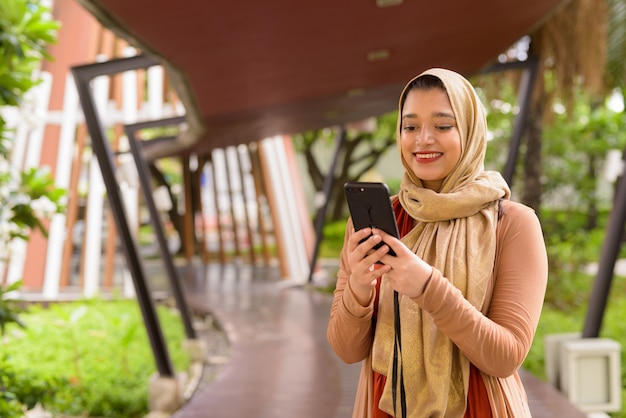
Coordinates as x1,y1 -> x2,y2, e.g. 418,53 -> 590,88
344,181 -> 399,256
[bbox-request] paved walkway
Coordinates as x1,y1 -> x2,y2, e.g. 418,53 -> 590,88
172,262 -> 587,418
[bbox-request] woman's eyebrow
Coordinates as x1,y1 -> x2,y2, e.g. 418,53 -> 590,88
433,111 -> 455,119
402,112 -> 455,120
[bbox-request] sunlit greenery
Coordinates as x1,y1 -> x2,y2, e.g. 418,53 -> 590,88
2,299 -> 191,417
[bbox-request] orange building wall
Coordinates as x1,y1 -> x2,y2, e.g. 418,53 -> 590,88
21,0 -> 100,289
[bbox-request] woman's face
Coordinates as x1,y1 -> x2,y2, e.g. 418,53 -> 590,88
400,87 -> 462,192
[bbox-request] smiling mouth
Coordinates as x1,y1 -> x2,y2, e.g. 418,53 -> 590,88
415,152 -> 442,160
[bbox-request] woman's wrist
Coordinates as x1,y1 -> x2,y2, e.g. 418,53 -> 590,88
421,265 -> 434,295
410,264 -> 434,299
348,275 -> 374,306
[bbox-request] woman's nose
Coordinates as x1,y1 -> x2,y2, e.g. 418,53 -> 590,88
416,127 -> 434,145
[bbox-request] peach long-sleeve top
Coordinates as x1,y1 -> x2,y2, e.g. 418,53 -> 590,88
327,200 -> 548,417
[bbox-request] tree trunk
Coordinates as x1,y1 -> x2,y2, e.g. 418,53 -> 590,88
522,101 -> 543,212
521,40 -> 545,211
586,155 -> 598,230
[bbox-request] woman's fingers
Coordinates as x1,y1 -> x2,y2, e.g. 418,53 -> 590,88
348,228 -> 383,261
372,228 -> 404,256
347,228 -> 372,251
347,228 -> 391,286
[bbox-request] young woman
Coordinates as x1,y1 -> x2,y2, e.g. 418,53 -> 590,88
327,68 -> 548,417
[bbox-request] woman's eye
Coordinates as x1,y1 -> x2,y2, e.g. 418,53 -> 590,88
402,125 -> 416,132
437,125 -> 452,131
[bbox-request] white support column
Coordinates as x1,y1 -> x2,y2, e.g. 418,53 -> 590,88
122,47 -> 139,125
212,148 -> 232,254
147,65 -> 164,120
121,180 -> 138,298
43,73 -> 80,299
83,156 -> 105,298
225,145 -> 243,253
237,144 -> 259,245
23,71 -> 52,170
260,136 -> 309,285
6,72 -> 53,287
120,50 -> 139,296
201,159 -> 216,254
82,73 -> 109,297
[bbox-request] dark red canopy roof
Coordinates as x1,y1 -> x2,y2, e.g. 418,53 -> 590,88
77,0 -> 564,157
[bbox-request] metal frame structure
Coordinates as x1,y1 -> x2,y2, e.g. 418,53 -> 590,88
124,116 -> 197,340
307,127 -> 346,283
481,57 -> 540,185
72,54 -> 186,377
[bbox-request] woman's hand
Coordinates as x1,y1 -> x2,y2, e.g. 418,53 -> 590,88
346,227 -> 391,305
373,228 -> 433,299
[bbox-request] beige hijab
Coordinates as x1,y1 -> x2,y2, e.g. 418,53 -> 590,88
371,68 -> 510,416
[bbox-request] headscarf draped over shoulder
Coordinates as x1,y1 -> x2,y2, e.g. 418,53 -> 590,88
372,68 -> 511,417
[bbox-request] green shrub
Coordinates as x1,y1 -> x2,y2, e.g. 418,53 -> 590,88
318,219 -> 348,259
0,280 -> 27,335
0,354 -> 62,417
2,299 -> 190,417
